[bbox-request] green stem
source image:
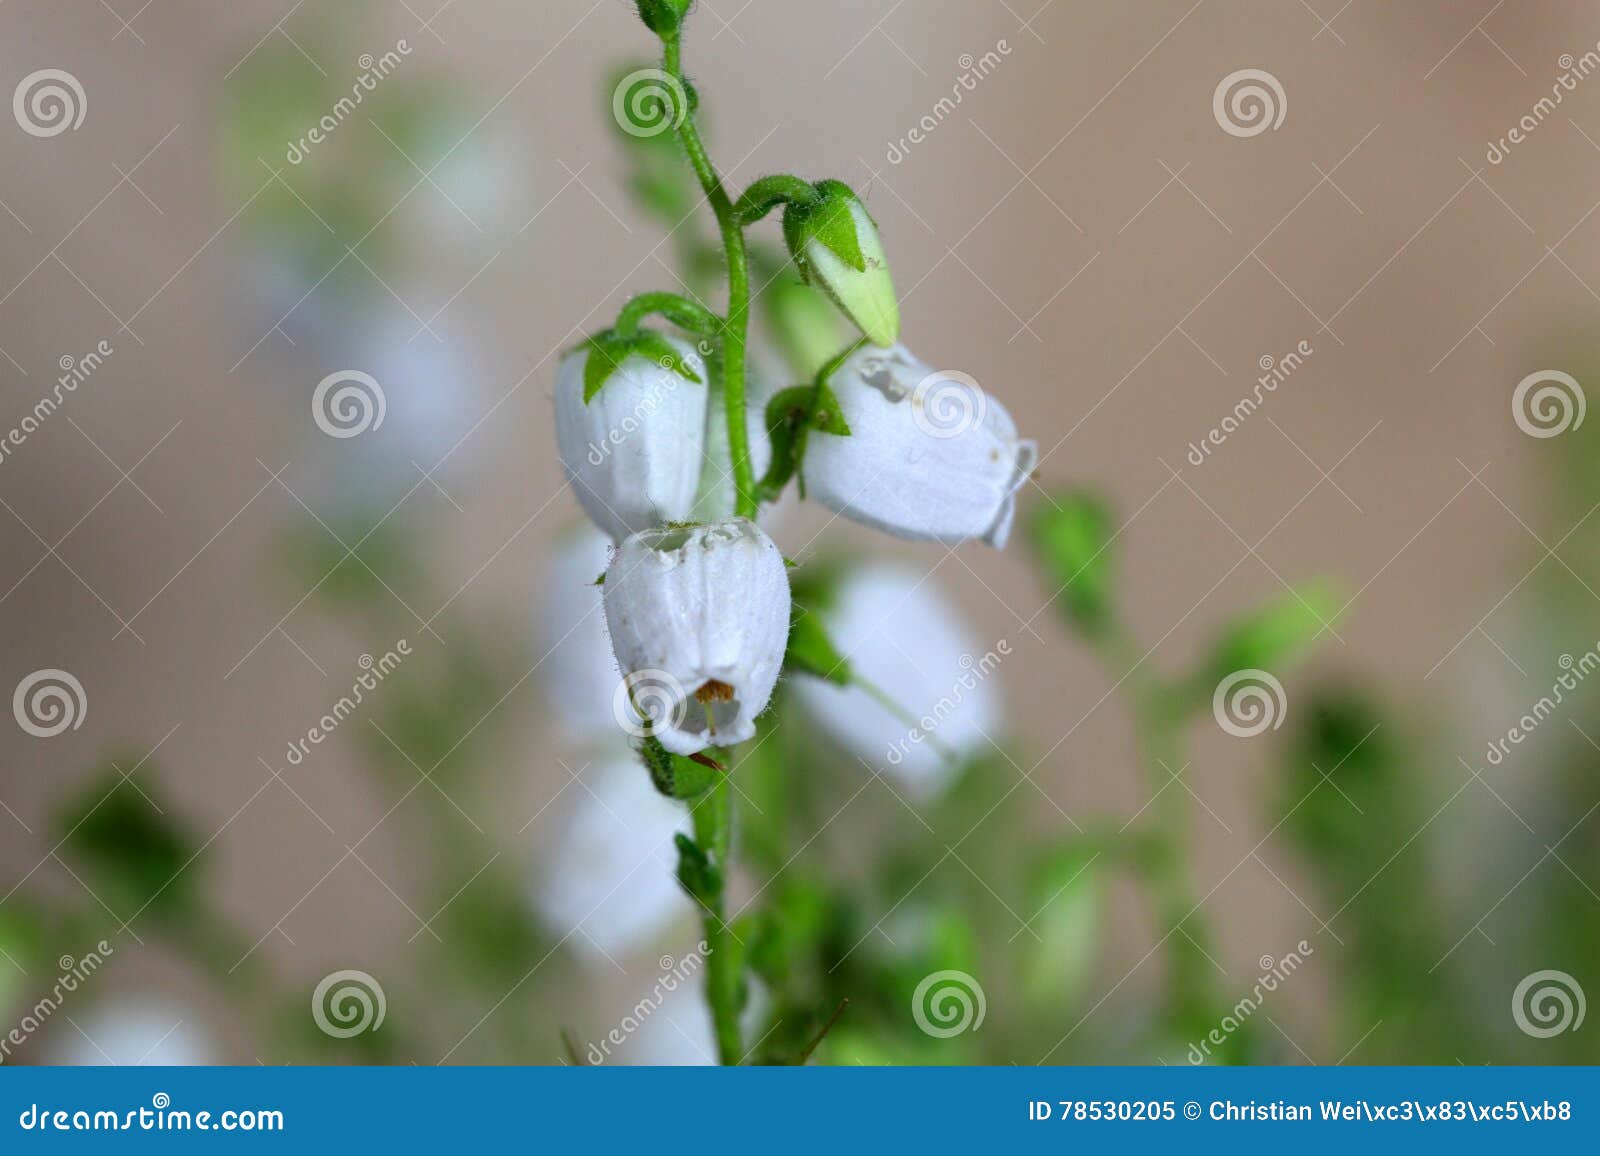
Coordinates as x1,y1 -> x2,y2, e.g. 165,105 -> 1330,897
662,32 -> 756,519
695,770 -> 742,1064
613,290 -> 719,338
1099,626 -> 1219,1040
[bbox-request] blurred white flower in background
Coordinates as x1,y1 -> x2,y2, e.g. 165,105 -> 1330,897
46,1001 -> 214,1066
792,564 -> 1002,801
538,526 -> 621,744
530,754 -> 690,961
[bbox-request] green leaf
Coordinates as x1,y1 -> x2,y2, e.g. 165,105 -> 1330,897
674,832 -> 721,905
1021,847 -> 1102,1010
809,382 -> 850,436
1207,580 -> 1342,680
785,609 -> 852,685
1028,491 -> 1116,638
54,765 -> 200,922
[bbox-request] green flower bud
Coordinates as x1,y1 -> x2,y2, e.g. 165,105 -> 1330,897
783,180 -> 899,347
636,0 -> 692,34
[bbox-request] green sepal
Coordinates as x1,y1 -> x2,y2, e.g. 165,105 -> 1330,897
674,832 -> 722,906
783,181 -> 868,278
1028,491 -> 1116,638
785,607 -> 852,685
754,383 -> 851,503
636,0 -> 691,35
640,735 -> 716,800
581,328 -> 702,403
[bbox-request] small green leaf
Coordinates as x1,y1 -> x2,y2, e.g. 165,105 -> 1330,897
1028,491 -> 1116,638
1208,581 -> 1342,681
809,382 -> 851,436
581,332 -> 627,403
785,609 -> 852,684
674,832 -> 721,905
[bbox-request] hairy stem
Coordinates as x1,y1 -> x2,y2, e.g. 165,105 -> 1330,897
695,771 -> 742,1063
662,33 -> 756,519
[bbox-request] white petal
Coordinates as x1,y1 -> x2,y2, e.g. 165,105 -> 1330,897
805,344 -> 1036,547
530,754 -> 690,960
554,338 -> 708,541
604,518 -> 790,755
791,564 -> 1002,800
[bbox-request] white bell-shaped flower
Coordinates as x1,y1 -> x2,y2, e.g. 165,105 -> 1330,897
554,337 -> 708,541
792,564 -> 1003,800
604,518 -> 790,755
804,344 -> 1036,548
530,753 -> 690,961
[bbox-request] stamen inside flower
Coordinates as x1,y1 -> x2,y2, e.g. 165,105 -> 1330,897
693,680 -> 740,742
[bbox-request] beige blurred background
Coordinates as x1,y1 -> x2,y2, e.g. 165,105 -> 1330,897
1,0 -> 1597,1062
